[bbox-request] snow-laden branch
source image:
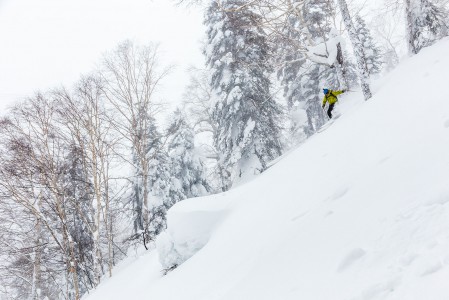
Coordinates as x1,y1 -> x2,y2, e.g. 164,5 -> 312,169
306,30 -> 345,67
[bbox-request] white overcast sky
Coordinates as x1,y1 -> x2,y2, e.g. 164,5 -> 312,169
0,0 -> 205,113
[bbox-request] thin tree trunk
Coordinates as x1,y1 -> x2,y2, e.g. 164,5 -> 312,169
29,181 -> 43,300
141,155 -> 150,247
30,219 -> 42,300
88,103 -> 104,286
91,151 -> 102,286
69,240 -> 80,300
405,0 -> 418,54
101,155 -> 113,277
335,43 -> 349,90
337,0 -> 372,100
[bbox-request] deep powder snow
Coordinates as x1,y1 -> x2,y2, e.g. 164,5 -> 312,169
85,38 -> 449,300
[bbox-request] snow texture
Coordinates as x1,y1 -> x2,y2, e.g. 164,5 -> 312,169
85,38 -> 449,300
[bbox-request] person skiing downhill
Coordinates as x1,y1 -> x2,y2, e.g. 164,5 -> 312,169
322,88 -> 345,119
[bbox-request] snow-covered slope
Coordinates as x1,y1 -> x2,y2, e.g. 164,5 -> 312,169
85,38 -> 449,300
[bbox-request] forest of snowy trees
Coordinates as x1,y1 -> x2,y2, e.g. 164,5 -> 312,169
0,0 -> 448,299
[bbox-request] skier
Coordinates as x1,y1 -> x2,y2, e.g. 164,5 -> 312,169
322,88 -> 345,119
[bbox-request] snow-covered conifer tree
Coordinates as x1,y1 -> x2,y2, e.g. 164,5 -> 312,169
276,10 -> 308,110
275,6 -> 316,141
129,149 -> 144,236
204,0 -> 283,188
405,0 -> 449,54
301,65 -> 326,134
166,109 -> 212,204
354,16 -> 384,76
303,0 -> 334,40
62,144 -> 95,296
301,0 -> 340,131
144,118 -> 171,241
129,114 -> 170,244
277,0 -> 357,140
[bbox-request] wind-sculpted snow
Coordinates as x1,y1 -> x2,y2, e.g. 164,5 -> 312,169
86,38 -> 449,300
156,196 -> 231,270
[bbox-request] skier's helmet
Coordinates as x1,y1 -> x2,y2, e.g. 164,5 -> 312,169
323,88 -> 329,95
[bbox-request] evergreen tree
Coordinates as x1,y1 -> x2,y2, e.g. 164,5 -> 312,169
146,118 -> 171,240
166,109 -> 212,204
276,0 -> 358,140
301,0 -> 338,131
406,0 -> 449,54
62,144 -> 95,296
303,0 -> 334,41
318,29 -> 360,89
130,148 -> 144,235
129,114 -> 170,242
354,16 -> 384,76
276,7 -> 308,109
275,6 -> 315,142
204,0 -> 283,188
301,65 -> 327,135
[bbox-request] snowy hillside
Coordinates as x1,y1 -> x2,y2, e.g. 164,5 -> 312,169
85,39 -> 449,300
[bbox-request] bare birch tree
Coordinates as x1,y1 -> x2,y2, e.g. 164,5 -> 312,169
53,75 -> 119,283
0,94 -> 82,299
99,41 -> 171,248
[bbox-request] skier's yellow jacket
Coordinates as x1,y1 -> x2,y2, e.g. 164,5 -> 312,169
322,90 -> 344,106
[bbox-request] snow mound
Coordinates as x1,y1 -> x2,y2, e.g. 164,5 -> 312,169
156,196 -> 231,269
